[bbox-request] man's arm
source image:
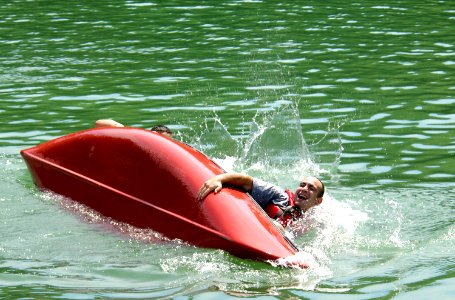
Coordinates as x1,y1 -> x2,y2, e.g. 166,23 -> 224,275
95,119 -> 125,128
197,173 -> 253,201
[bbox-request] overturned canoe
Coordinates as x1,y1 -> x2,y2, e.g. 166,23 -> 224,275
21,127 -> 300,263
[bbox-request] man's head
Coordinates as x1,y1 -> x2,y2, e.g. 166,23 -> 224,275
294,176 -> 324,212
151,125 -> 173,138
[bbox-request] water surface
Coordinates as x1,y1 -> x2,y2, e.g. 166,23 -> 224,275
1,1 -> 454,299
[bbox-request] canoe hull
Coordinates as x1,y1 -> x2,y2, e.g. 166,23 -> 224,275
21,128 -> 298,261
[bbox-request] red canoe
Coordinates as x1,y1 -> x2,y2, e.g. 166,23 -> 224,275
20,128 -> 300,263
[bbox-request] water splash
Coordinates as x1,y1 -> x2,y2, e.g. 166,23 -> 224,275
193,115 -> 241,159
300,196 -> 369,266
308,119 -> 347,184
237,104 -> 320,186
185,104 -> 368,279
190,104 -> 325,187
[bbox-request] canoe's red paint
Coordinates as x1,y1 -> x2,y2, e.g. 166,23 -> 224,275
20,128 -> 299,262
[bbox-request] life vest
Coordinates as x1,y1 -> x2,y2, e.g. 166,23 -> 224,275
264,190 -> 302,227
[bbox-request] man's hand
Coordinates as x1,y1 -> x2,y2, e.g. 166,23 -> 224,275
197,176 -> 223,201
197,173 -> 253,201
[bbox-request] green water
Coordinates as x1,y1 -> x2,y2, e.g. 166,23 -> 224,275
1,1 -> 454,299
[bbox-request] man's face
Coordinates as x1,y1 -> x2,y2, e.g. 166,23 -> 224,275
294,177 -> 323,211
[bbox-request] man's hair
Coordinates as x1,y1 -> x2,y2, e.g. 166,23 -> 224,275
316,177 -> 325,198
150,125 -> 172,135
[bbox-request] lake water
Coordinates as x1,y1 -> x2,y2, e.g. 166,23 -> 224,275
1,1 -> 454,299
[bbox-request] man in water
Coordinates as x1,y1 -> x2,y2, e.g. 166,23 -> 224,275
94,119 -> 173,138
197,172 -> 324,227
